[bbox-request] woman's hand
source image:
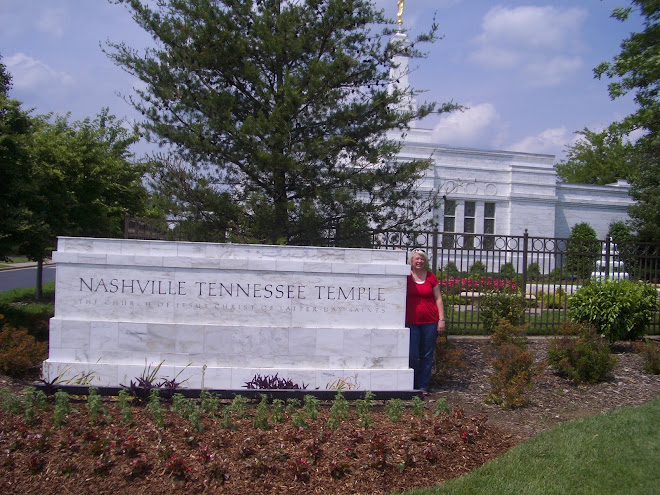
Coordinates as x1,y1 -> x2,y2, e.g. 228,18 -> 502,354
437,319 -> 446,334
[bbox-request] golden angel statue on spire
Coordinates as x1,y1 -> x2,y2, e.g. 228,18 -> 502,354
397,0 -> 405,27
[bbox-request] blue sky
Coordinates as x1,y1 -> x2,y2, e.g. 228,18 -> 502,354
0,0 -> 644,161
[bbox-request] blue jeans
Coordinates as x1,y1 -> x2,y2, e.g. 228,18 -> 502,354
407,322 -> 438,391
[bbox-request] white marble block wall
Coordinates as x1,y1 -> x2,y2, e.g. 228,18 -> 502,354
43,237 -> 413,391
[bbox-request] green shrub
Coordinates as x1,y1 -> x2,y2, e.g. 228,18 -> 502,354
569,279 -> 658,343
479,291 -> 527,333
486,321 -> 535,408
547,322 -> 618,383
548,265 -> 567,282
608,220 -> 632,243
490,319 -> 528,348
0,305 -> 51,342
440,261 -> 460,278
1,387 -> 22,415
566,222 -> 599,279
469,261 -> 487,278
0,325 -> 48,377
499,262 -> 516,279
633,339 -> 660,375
527,262 -> 542,280
540,287 -> 570,309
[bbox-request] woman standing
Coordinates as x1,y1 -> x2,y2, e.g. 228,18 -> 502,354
406,249 -> 445,395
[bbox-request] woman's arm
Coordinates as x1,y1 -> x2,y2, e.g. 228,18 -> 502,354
432,284 -> 445,333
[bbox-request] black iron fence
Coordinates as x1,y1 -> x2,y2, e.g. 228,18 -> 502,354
372,228 -> 660,335
124,218 -> 660,335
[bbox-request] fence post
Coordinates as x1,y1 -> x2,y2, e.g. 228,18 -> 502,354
521,229 -> 529,293
432,225 -> 438,273
605,237 -> 611,280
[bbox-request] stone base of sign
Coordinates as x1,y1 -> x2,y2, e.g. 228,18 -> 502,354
43,237 -> 414,391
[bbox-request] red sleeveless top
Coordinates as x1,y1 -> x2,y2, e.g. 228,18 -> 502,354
405,271 -> 439,325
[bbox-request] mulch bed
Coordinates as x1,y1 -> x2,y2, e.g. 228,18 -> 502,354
0,398 -> 514,495
1,338 -> 659,494
435,338 -> 660,441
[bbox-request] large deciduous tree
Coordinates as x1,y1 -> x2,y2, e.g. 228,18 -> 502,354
24,110 -> 148,297
555,127 -> 637,185
1,55 -> 149,297
595,1 -> 660,242
0,57 -> 34,261
107,0 -> 455,245
20,109 -> 148,262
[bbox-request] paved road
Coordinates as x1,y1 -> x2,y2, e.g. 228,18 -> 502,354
0,265 -> 56,293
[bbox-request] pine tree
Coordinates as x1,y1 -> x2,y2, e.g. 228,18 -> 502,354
107,0 -> 457,244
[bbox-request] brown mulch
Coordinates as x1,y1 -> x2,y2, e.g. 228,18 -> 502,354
435,338 -> 660,442
0,338 -> 658,495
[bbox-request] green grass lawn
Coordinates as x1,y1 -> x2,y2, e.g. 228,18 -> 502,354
0,283 -> 55,305
0,282 -> 55,341
446,308 -> 570,336
400,397 -> 660,495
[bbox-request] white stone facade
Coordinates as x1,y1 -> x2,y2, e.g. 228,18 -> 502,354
396,128 -> 633,239
44,237 -> 414,391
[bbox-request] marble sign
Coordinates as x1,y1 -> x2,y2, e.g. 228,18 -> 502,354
43,237 -> 414,391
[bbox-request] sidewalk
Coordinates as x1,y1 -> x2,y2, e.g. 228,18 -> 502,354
0,261 -> 53,271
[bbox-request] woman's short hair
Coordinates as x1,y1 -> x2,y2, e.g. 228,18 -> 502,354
408,248 -> 428,266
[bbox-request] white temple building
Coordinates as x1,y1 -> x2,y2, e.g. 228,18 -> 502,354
388,31 -> 633,240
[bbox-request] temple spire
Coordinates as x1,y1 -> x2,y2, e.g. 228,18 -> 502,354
388,29 -> 417,124
397,0 -> 405,29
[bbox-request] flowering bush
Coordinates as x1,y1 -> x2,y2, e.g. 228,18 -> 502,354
438,276 -> 517,295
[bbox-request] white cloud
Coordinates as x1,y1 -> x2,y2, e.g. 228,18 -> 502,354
524,55 -> 583,87
627,127 -> 647,143
431,103 -> 500,145
5,53 -> 74,90
468,45 -> 521,69
470,6 -> 588,86
37,7 -> 66,38
477,6 -> 586,50
509,127 -> 577,158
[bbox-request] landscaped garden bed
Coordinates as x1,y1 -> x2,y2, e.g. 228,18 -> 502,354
1,336 -> 659,494
0,389 -> 514,495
